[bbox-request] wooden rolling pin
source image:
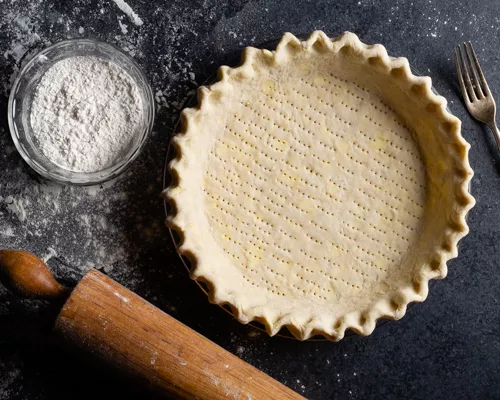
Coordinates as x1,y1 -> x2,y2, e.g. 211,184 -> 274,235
0,250 -> 304,400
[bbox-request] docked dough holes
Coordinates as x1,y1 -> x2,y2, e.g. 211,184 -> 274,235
168,31 -> 474,340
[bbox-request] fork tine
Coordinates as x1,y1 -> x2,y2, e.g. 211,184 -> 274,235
455,46 -> 471,104
457,44 -> 476,101
463,42 -> 484,98
467,41 -> 492,96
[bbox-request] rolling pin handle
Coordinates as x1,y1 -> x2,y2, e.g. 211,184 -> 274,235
0,250 -> 71,301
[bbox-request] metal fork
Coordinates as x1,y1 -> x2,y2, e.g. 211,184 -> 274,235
455,42 -> 500,150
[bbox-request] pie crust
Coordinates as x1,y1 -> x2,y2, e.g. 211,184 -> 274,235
166,31 -> 475,341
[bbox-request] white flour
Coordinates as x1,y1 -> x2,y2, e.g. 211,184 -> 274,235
30,56 -> 143,173
112,0 -> 143,26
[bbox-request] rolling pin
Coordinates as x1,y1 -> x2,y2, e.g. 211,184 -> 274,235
0,250 -> 304,400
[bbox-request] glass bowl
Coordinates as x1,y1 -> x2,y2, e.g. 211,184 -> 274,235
8,38 -> 155,185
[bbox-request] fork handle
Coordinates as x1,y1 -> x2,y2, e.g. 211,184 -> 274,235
487,122 -> 500,151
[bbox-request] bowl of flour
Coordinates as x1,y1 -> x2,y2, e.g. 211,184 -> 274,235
8,39 -> 155,185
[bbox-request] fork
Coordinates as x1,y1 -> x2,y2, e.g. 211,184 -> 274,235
455,42 -> 500,150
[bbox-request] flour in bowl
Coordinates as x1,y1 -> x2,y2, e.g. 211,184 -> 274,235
30,55 -> 143,173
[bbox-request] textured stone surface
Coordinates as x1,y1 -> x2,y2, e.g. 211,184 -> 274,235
0,0 -> 499,399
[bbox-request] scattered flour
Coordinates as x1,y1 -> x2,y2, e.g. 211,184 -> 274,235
41,247 -> 57,263
114,291 -> 130,303
150,350 -> 158,365
0,366 -> 21,394
204,368 -> 241,399
111,0 -> 143,26
0,226 -> 15,237
117,17 -> 128,34
5,196 -> 29,222
103,264 -> 114,273
3,13 -> 41,63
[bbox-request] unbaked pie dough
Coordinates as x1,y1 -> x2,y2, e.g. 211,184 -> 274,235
166,31 -> 474,341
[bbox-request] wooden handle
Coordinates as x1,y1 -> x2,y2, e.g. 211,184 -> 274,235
54,270 -> 303,400
0,250 -> 70,300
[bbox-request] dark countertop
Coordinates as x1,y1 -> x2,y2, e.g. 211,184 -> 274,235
1,0 -> 500,399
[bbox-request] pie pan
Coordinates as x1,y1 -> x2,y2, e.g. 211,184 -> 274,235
165,31 -> 475,341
